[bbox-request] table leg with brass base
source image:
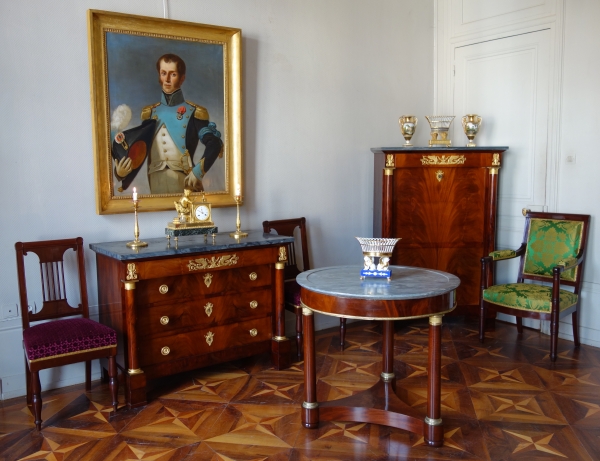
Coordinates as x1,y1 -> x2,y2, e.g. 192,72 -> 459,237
302,307 -> 319,428
301,310 -> 444,447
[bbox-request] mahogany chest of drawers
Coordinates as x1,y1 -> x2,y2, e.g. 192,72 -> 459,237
372,146 -> 508,317
90,232 -> 293,408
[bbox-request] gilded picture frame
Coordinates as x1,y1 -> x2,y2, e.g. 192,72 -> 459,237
87,10 -> 242,214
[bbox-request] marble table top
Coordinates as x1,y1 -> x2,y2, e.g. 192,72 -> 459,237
89,231 -> 293,261
296,265 -> 460,301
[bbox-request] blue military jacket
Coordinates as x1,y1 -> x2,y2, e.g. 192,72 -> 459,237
112,89 -> 222,190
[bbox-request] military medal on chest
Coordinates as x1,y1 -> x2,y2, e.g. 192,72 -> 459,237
166,189 -> 218,242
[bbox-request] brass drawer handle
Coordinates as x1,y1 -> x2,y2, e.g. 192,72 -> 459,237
250,300 -> 258,309
249,328 -> 258,337
160,316 -> 169,325
161,346 -> 170,356
249,272 -> 258,281
159,284 -> 169,294
205,331 -> 214,346
204,273 -> 213,288
204,302 -> 213,317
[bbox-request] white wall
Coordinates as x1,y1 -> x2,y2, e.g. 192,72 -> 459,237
556,0 -> 600,342
0,0 -> 434,398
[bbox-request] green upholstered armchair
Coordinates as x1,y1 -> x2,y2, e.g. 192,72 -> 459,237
479,211 -> 590,361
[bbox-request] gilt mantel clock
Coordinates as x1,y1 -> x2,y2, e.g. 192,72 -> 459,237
166,190 -> 217,238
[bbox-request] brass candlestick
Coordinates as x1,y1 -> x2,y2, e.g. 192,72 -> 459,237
229,195 -> 248,238
126,199 -> 148,248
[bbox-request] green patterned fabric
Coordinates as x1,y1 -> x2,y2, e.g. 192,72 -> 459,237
490,249 -> 517,260
523,219 -> 583,281
483,283 -> 578,312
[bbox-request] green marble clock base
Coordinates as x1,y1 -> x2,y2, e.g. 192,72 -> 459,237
165,226 -> 218,238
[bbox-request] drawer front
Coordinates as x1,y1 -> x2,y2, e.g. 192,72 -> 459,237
138,316 -> 273,367
134,247 -> 279,279
136,264 -> 272,305
137,288 -> 273,338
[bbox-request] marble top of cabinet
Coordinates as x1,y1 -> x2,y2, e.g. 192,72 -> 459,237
297,265 -> 460,301
371,146 -> 508,153
90,231 -> 294,261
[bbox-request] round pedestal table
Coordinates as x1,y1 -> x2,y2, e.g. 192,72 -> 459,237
297,265 -> 460,447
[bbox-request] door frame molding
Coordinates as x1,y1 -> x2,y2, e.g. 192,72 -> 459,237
434,0 -> 565,216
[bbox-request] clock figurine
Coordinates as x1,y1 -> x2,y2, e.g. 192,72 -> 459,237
166,189 -> 218,239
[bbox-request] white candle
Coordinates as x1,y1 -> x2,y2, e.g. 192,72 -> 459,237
132,187 -> 138,201
235,183 -> 241,197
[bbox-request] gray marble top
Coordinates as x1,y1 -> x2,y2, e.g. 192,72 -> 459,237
89,231 -> 293,261
296,265 -> 460,301
371,146 -> 508,153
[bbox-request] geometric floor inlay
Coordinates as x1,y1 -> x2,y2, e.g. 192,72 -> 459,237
2,317 -> 600,460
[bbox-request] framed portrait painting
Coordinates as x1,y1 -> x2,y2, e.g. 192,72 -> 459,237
87,10 -> 242,214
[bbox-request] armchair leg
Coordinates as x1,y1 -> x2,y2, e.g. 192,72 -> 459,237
516,317 -> 523,335
294,305 -> 303,359
479,302 -> 486,343
108,355 -> 119,415
572,311 -> 581,347
550,315 -> 559,362
340,318 -> 346,350
31,371 -> 42,431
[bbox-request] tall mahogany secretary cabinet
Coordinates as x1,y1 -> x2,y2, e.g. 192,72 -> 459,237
372,146 -> 508,317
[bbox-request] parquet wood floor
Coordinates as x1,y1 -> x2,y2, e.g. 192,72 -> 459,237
2,317 -> 600,460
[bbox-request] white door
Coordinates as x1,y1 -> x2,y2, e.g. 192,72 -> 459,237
453,29 -> 553,225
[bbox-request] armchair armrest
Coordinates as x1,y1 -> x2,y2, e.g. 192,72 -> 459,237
556,256 -> 578,272
486,243 -> 526,262
480,244 -> 527,291
489,249 -> 517,261
553,249 -> 585,278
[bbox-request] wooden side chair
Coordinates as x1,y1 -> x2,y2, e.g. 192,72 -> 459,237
15,237 -> 118,430
479,211 -> 590,361
263,218 -> 347,358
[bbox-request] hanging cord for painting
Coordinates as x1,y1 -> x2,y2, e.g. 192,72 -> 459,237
163,0 -> 169,19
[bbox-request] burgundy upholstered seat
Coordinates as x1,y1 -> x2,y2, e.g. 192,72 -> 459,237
23,318 -> 117,362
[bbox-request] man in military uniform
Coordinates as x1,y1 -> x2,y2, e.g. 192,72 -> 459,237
113,53 -> 223,193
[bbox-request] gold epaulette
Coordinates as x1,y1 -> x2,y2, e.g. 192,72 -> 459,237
186,101 -> 209,120
141,102 -> 161,120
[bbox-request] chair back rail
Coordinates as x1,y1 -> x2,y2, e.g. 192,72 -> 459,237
262,218 -> 310,277
15,237 -> 89,329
